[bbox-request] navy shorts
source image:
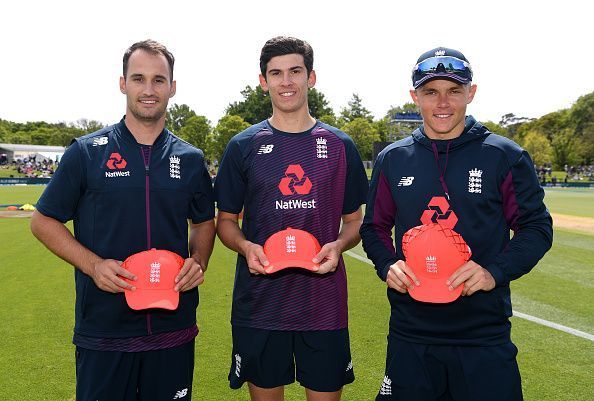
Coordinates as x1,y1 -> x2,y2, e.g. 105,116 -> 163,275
75,340 -> 195,401
229,326 -> 355,392
376,336 -> 523,401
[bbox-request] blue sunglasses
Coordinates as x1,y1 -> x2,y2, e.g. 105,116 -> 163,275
412,56 -> 472,88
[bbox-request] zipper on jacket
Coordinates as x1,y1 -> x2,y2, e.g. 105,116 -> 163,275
141,146 -> 153,335
431,141 -> 451,201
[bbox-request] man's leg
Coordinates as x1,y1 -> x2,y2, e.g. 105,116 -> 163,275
229,326 -> 295,400
75,347 -> 139,401
451,342 -> 523,401
295,329 -> 354,400
305,388 -> 342,401
248,383 -> 285,401
375,337 -> 448,401
137,340 -> 195,401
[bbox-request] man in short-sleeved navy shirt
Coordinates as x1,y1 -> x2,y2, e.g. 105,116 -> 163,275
31,40 -> 215,401
215,36 -> 368,401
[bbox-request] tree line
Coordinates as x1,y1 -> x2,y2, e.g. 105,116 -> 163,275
1,88 -> 592,168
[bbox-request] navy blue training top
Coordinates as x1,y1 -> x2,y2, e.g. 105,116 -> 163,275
36,119 -> 215,347
360,116 -> 553,346
215,120 -> 369,331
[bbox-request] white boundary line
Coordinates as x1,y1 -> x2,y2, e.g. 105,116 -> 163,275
344,251 -> 594,342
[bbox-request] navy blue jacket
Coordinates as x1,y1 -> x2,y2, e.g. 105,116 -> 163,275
36,120 -> 215,339
360,116 -> 553,345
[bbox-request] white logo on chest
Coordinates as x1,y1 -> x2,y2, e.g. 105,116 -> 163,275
468,168 -> 482,193
398,176 -> 414,186
258,144 -> 274,154
169,155 -> 181,179
316,137 -> 328,159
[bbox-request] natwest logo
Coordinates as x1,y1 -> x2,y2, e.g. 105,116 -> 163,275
276,164 -> 316,210
106,153 -> 127,170
105,152 -> 130,177
278,164 -> 312,195
420,196 -> 457,228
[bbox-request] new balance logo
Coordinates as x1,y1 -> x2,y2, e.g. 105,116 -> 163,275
173,388 -> 188,399
398,176 -> 414,186
379,375 -> 392,395
258,144 -> 274,154
92,136 -> 108,146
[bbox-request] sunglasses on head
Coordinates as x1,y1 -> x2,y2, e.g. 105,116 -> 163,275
412,56 -> 472,87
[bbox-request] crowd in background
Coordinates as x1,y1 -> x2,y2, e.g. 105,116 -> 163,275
535,163 -> 594,186
0,155 -> 56,178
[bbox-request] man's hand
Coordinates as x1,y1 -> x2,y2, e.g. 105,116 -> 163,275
447,260 -> 496,296
91,259 -> 136,293
175,258 -> 205,292
244,242 -> 269,275
386,260 -> 420,293
312,241 -> 341,274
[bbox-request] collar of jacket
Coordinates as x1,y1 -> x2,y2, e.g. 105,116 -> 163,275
412,115 -> 490,153
115,116 -> 170,148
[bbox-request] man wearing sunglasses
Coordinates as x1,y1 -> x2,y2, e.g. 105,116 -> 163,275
360,47 -> 553,401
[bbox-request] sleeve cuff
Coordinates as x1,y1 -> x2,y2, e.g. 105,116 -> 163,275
485,263 -> 508,286
379,260 -> 395,281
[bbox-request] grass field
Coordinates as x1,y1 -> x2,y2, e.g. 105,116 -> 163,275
0,186 -> 593,400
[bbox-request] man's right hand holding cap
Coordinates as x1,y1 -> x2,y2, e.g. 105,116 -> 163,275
386,260 -> 420,294
91,258 -> 137,293
240,240 -> 270,275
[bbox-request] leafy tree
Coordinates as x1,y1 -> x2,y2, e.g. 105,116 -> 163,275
30,128 -> 53,145
307,88 -> 335,119
385,102 -> 419,116
482,121 -> 510,138
227,86 -> 335,124
319,114 -> 338,127
340,93 -> 373,123
177,116 -> 211,151
383,102 -> 422,141
227,86 -> 272,125
569,92 -> 594,136
499,113 -> 536,139
0,124 -> 9,142
211,114 -> 250,161
341,117 -> 379,160
373,117 -> 390,142
73,118 -> 105,134
167,104 -> 198,133
551,128 -> 579,168
54,127 -> 85,146
4,131 -> 31,144
569,92 -> 594,164
521,131 -> 553,166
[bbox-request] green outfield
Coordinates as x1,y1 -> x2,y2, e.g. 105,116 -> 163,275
0,186 -> 592,401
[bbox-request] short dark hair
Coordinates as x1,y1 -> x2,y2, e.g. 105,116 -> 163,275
259,36 -> 314,77
123,39 -> 175,81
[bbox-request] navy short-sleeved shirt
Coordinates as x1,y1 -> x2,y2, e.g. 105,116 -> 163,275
36,120 -> 215,343
215,120 -> 368,331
